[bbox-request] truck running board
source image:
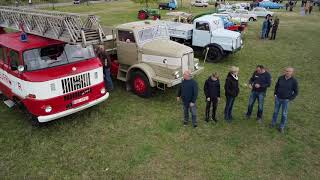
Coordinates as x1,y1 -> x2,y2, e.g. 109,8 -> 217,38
3,99 -> 15,108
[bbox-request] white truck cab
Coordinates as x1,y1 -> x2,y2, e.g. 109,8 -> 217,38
167,15 -> 243,62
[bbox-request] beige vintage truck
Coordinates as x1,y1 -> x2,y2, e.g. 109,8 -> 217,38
103,20 -> 204,98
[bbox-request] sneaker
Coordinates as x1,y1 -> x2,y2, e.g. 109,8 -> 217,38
269,124 -> 275,128
245,114 -> 250,120
193,124 -> 198,128
212,118 -> 218,123
205,118 -> 209,122
183,122 -> 188,126
256,118 -> 263,124
278,127 -> 285,134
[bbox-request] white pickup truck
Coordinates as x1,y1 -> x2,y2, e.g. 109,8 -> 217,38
166,15 -> 243,62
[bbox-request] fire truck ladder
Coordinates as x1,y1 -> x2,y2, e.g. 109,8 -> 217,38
0,6 -> 107,46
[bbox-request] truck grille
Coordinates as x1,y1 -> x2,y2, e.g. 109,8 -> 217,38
64,88 -> 92,101
61,73 -> 91,94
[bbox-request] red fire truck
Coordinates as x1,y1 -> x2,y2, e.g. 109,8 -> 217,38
0,7 -> 109,125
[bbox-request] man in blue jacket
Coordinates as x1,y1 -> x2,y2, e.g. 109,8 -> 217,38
177,71 -> 198,128
245,65 -> 272,122
270,67 -> 299,133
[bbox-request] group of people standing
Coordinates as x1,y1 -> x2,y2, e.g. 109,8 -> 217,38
261,16 -> 280,40
177,66 -> 298,134
302,0 -> 315,15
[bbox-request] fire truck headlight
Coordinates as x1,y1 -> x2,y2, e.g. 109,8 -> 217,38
100,87 -> 106,94
45,106 -> 52,113
94,72 -> 98,79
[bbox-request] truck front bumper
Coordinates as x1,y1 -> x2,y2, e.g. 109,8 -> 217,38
37,92 -> 109,123
153,66 -> 204,88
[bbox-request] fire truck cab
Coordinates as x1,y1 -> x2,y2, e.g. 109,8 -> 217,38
0,31 -> 109,125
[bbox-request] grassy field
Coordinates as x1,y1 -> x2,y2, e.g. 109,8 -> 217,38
1,0 -> 320,179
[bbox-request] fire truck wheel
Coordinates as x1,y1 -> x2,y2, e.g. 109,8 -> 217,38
138,10 -> 148,20
205,46 -> 223,63
131,71 -> 152,98
31,116 -> 41,127
249,17 -> 254,21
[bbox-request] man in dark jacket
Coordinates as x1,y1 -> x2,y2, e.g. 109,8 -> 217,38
270,16 -> 279,40
265,17 -> 272,39
224,66 -> 239,122
245,65 -> 272,122
270,67 -> 298,133
96,45 -> 113,91
177,71 -> 198,128
204,72 -> 221,122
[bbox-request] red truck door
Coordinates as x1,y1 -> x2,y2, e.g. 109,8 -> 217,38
7,49 -> 24,98
0,46 -> 11,96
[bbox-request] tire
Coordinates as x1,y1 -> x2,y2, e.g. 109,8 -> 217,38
13,97 -> 41,127
153,15 -> 161,20
266,14 -> 271,18
131,71 -> 152,98
31,115 -> 41,127
138,10 -> 148,20
204,46 -> 223,63
249,17 -> 254,21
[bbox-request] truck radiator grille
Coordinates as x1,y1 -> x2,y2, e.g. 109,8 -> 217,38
61,73 -> 91,94
64,88 -> 92,101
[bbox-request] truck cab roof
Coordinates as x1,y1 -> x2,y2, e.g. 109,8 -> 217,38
0,32 -> 63,52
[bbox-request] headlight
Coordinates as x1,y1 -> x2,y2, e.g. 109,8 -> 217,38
45,106 -> 52,113
194,63 -> 199,70
101,87 -> 106,94
173,71 -> 180,79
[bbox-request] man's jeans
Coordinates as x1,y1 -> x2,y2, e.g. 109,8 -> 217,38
224,96 -> 235,121
104,67 -> 113,91
246,91 -> 265,119
271,97 -> 289,129
183,103 -> 197,126
261,28 -> 267,39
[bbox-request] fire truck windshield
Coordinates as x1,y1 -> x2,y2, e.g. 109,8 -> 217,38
23,44 -> 95,71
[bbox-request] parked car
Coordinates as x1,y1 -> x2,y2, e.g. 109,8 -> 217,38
159,0 -> 177,10
229,9 -> 257,21
73,0 -> 80,4
233,3 -> 250,10
191,0 -> 209,7
219,11 -> 249,25
212,14 -> 245,32
251,7 -> 274,17
259,1 -> 284,9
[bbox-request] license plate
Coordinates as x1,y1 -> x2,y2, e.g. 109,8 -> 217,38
72,96 -> 89,105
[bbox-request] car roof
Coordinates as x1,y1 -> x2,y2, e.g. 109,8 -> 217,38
0,32 -> 64,52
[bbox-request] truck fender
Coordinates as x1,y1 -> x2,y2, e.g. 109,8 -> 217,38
127,63 -> 156,87
205,43 -> 224,55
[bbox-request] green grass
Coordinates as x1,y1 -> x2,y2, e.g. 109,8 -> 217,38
1,1 -> 320,179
